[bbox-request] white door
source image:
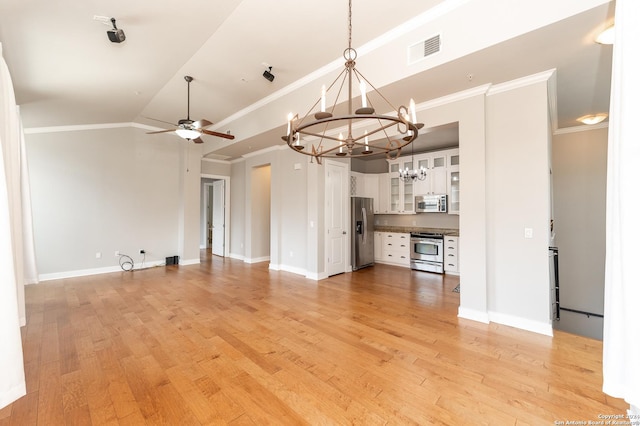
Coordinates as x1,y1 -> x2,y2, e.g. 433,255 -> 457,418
212,180 -> 225,257
326,160 -> 348,276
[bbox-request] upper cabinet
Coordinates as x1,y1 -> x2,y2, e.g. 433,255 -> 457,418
447,150 -> 460,214
388,158 -> 415,214
386,147 -> 459,215
413,151 -> 448,196
376,173 -> 390,214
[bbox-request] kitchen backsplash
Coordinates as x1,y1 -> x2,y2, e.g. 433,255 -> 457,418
374,213 -> 459,230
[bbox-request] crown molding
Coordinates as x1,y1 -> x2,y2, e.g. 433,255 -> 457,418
419,84 -> 491,111
23,121 -> 164,134
554,121 -> 609,135
201,157 -> 231,165
487,69 -> 557,96
241,145 -> 281,159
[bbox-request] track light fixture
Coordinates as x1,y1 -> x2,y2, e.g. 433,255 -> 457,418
107,17 -> 126,43
263,66 -> 275,82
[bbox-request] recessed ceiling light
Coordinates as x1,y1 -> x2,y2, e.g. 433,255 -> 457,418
596,25 -> 614,45
577,114 -> 608,125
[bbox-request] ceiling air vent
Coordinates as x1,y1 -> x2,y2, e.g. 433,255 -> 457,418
408,34 -> 441,64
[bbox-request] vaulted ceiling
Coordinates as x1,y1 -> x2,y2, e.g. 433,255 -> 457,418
0,0 -> 614,160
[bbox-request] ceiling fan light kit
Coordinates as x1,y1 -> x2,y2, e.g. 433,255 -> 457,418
282,0 -> 423,163
146,75 -> 235,143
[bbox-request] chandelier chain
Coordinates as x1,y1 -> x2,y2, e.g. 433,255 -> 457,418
348,0 -> 352,51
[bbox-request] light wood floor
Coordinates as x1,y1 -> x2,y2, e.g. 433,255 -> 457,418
1,253 -> 627,425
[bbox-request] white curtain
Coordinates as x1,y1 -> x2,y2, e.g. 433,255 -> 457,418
0,43 -> 27,409
602,0 -> 640,412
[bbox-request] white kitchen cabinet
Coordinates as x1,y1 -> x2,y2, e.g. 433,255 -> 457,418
413,151 -> 447,196
447,149 -> 460,214
363,173 -> 379,202
387,159 -> 415,214
443,235 -> 459,274
350,172 -> 365,197
379,232 -> 410,266
376,173 -> 390,214
374,232 -> 384,262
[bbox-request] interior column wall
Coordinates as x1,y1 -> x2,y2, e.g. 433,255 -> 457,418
485,79 -> 552,333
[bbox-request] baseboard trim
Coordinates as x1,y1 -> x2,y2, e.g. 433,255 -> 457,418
245,256 -> 270,264
229,253 -> 245,261
0,382 -> 26,412
488,311 -> 554,336
179,258 -> 200,266
458,307 -> 490,324
306,271 -> 328,281
38,260 -> 166,282
269,263 -> 308,277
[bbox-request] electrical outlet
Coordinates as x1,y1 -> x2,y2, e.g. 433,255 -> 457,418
95,252 -> 102,259
115,250 -> 120,257
524,228 -> 533,239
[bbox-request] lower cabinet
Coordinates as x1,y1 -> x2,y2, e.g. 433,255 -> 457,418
374,232 -> 384,262
444,235 -> 459,274
377,232 -> 410,267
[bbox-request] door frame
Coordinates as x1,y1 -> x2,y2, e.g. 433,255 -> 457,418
201,174 -> 231,258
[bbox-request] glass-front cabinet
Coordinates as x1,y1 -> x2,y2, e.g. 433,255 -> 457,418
447,150 -> 460,214
389,163 -> 400,213
401,158 -> 414,213
385,147 -> 459,215
388,158 -> 415,214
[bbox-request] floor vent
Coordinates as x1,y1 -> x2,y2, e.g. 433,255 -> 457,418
408,34 -> 441,64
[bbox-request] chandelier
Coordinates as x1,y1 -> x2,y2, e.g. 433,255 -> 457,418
283,0 -> 423,163
399,140 -> 427,182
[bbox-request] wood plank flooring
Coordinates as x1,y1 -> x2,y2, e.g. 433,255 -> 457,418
0,253 -> 627,425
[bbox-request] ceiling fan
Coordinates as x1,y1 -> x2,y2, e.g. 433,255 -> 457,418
146,75 -> 235,144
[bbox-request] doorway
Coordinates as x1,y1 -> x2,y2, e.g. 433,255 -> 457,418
201,175 -> 230,258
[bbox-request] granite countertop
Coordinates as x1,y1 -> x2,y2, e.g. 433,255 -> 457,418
374,226 -> 459,237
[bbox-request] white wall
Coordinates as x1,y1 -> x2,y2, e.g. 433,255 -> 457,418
26,127 -> 184,278
250,164 -> 271,261
273,149 -> 309,273
229,160 -> 245,259
231,146 -> 315,275
420,89 -> 489,322
552,126 -> 608,339
485,79 -> 552,332
177,142 -> 203,264
202,158 -> 231,176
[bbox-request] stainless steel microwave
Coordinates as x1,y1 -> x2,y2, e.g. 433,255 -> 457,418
415,194 -> 448,213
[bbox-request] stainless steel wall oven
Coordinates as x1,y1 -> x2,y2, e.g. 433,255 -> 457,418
410,232 -> 444,273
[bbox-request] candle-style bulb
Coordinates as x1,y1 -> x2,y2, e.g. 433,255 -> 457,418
410,98 -> 417,123
360,81 -> 367,108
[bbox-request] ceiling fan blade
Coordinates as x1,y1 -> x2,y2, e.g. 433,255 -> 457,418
202,129 -> 235,140
146,129 -> 176,135
142,116 -> 178,126
192,137 -> 204,144
193,119 -> 213,129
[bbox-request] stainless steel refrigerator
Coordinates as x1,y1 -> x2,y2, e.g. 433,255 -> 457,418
351,197 -> 375,270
